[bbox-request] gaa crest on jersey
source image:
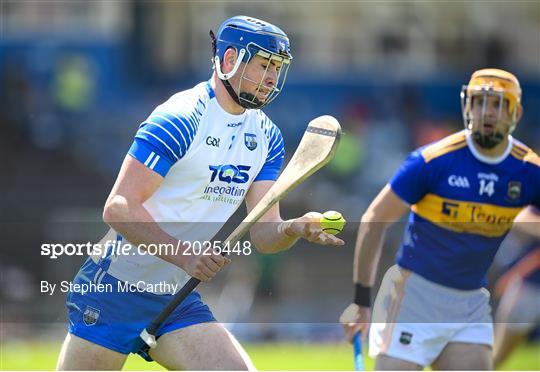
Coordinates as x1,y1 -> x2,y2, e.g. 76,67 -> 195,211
83,306 -> 100,326
507,181 -> 521,200
244,133 -> 257,151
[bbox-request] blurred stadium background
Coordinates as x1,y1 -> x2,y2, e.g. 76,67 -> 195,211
1,1 -> 539,370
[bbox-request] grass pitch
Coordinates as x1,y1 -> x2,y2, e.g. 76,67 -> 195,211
0,341 -> 538,370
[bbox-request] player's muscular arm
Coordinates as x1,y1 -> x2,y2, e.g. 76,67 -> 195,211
103,155 -> 227,281
340,184 -> 409,342
103,156 -> 167,243
510,206 -> 540,239
245,181 -> 343,254
354,184 -> 409,286
245,181 -> 294,253
103,155 -> 185,261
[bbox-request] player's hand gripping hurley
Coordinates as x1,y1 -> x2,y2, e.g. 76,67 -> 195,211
139,115 -> 341,349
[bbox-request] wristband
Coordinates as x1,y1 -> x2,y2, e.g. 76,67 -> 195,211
354,283 -> 371,307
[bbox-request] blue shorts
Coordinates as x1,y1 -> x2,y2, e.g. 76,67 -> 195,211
66,258 -> 215,358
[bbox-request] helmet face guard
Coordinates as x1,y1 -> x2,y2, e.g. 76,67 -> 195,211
232,45 -> 291,109
211,16 -> 293,109
460,69 -> 521,149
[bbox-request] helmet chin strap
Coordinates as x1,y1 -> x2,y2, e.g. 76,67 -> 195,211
213,50 -> 246,80
213,49 -> 265,110
220,79 -> 264,109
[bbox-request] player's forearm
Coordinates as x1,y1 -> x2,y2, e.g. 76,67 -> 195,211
511,220 -> 540,238
102,195 -> 187,266
353,218 -> 388,286
511,206 -> 540,238
250,219 -> 300,254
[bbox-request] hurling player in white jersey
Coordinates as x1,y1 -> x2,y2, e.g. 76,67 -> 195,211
57,16 -> 343,371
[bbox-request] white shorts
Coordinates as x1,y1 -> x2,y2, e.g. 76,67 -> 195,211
369,265 -> 493,367
497,279 -> 540,332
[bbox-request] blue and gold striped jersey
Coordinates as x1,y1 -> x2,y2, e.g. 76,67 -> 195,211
390,131 -> 540,289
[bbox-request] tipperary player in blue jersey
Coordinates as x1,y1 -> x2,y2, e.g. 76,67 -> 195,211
56,16 -> 343,371
340,68 -> 540,370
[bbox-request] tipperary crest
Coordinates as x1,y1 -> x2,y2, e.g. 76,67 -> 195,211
83,306 -> 100,326
244,133 -> 257,151
507,181 -> 521,200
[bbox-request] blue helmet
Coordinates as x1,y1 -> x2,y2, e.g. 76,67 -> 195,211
211,16 -> 293,109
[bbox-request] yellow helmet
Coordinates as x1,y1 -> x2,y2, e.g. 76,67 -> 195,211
466,68 -> 521,117
461,68 -> 522,148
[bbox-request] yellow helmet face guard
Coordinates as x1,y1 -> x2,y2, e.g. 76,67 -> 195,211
460,69 -> 522,149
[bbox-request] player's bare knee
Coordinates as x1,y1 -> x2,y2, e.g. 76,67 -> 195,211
56,333 -> 126,370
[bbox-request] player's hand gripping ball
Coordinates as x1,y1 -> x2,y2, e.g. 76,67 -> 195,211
320,211 -> 346,235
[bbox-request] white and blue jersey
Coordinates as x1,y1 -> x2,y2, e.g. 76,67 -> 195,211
103,80 -> 284,293
66,80 -> 285,356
